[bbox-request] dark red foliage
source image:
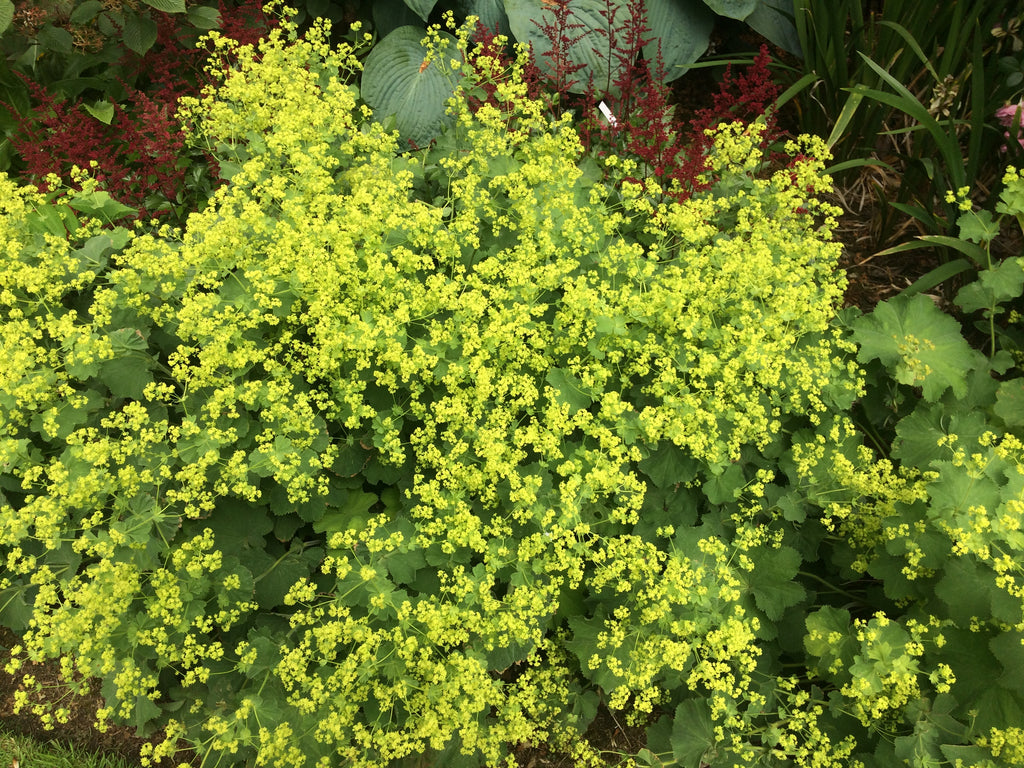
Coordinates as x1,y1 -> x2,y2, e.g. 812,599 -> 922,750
11,74 -> 186,216
467,0 -> 783,202
7,0 -> 276,218
217,0 -> 278,47
532,0 -> 591,99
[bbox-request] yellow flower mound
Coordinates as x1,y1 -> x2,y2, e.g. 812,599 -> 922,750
0,13 -> 862,768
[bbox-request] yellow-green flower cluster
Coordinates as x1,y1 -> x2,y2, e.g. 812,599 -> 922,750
0,12 -> 865,767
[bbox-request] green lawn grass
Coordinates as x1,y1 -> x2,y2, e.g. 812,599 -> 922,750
0,723 -> 142,768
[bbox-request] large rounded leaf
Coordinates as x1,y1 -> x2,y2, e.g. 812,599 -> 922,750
645,0 -> 714,81
745,0 -> 801,56
703,0 -> 757,20
404,0 -> 437,22
505,0 -> 629,95
373,0 -> 424,38
461,0 -> 509,34
0,0 -> 14,35
361,26 -> 462,148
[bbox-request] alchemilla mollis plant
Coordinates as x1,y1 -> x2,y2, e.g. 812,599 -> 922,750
5,8 -> 1022,768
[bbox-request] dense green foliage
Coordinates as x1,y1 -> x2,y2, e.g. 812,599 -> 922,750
1,9 -> 1024,768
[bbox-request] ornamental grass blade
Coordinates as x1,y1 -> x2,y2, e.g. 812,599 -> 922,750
826,89 -> 865,150
899,256 -> 975,297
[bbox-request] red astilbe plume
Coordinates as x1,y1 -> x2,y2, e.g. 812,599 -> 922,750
672,44 -> 782,196
690,44 -> 779,143
595,37 -> 784,200
7,0 -> 277,217
532,0 -> 592,114
11,75 -> 187,216
564,0 -> 700,196
217,0 -> 279,47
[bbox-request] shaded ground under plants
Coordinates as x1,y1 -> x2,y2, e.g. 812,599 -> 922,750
0,627 -> 199,767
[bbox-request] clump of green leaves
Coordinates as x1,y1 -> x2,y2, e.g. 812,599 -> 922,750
770,169 -> 1024,768
0,13 -> 865,768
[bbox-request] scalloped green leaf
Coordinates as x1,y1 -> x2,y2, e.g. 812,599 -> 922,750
746,545 -> 805,621
361,26 -> 461,148
546,367 -> 595,414
671,698 -> 716,768
852,293 -> 984,402
955,257 -> 1024,314
804,605 -> 852,660
995,379 -> 1024,428
893,403 -> 987,468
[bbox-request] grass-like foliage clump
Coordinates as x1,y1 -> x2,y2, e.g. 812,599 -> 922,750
8,12 -> 1024,768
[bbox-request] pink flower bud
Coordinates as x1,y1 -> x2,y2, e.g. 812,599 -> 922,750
996,101 -> 1024,128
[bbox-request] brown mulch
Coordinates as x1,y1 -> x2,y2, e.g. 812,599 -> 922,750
0,626 -> 198,766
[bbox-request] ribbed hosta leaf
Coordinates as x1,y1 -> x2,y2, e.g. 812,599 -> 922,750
361,26 -> 461,147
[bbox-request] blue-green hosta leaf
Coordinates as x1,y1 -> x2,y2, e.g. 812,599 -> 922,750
464,0 -> 508,32
372,0 -> 423,39
403,0 -> 436,21
505,0 -> 628,94
852,293 -> 984,401
644,0 -> 714,80
744,0 -> 800,55
702,0 -> 757,20
361,26 -> 462,148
